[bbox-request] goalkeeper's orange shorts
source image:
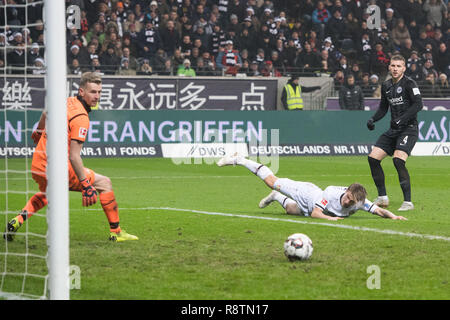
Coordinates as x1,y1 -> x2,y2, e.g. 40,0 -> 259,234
31,167 -> 96,193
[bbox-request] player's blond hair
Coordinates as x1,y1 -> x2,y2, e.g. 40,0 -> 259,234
390,54 -> 406,65
347,183 -> 367,203
80,72 -> 102,88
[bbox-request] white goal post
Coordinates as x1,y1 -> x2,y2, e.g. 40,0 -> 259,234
44,0 -> 69,300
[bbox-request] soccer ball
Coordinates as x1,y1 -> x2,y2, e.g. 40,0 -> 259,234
284,233 -> 313,261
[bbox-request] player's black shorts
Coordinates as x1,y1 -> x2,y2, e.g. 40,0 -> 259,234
375,124 -> 418,156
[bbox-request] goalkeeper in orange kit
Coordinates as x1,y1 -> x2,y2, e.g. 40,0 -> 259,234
4,72 -> 138,242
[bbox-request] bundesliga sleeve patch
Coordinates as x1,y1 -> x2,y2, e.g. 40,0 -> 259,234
78,127 -> 87,139
412,87 -> 421,95
321,199 -> 328,206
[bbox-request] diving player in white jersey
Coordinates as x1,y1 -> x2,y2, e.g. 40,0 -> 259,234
217,153 -> 407,221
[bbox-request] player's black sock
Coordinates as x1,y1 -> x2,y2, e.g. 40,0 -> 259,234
368,156 -> 387,196
393,157 -> 411,202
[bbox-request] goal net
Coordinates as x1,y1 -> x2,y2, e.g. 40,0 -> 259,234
0,0 -> 68,300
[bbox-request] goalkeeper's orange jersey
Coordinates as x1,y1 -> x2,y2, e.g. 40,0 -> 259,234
31,96 -> 90,177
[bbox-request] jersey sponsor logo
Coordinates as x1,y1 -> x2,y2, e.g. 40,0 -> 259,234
388,96 -> 404,105
78,127 -> 88,139
321,199 -> 328,206
412,87 -> 420,95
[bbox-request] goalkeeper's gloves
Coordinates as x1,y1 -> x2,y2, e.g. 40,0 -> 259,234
31,129 -> 43,144
367,118 -> 375,131
80,178 -> 98,207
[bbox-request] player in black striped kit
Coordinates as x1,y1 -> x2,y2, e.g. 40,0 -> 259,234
366,54 -> 423,211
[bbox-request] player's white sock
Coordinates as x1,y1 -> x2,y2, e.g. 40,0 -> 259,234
236,158 -> 273,180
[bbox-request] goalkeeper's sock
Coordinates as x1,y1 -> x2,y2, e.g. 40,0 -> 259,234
99,191 -> 121,233
237,158 -> 273,180
20,192 -> 48,222
368,156 -> 387,196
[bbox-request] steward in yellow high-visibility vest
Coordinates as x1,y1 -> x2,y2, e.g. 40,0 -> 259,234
281,75 -> 321,110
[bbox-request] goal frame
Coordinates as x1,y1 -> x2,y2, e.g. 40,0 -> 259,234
44,0 -> 69,300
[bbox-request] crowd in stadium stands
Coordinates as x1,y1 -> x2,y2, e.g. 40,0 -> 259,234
0,0 -> 449,97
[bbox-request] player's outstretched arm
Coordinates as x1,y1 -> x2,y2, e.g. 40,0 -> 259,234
311,207 -> 344,221
374,207 -> 408,220
31,110 -> 47,144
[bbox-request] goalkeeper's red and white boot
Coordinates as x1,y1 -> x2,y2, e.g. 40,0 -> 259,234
373,196 -> 389,208
259,190 -> 278,208
217,152 -> 242,167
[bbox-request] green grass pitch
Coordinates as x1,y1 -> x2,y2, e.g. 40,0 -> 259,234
1,156 -> 449,300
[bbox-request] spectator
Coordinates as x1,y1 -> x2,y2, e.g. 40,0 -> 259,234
384,8 -> 397,30
403,1 -> 425,25
333,70 -> 345,92
407,50 -> 423,69
312,1 -> 330,40
326,8 -> 347,47
216,40 -> 242,75
377,28 -> 396,56
151,48 -> 168,74
437,73 -> 450,96
7,42 -> 25,74
31,57 -> 45,75
121,46 -> 138,71
116,57 -> 137,76
180,34 -> 193,57
423,0 -> 448,28
100,43 -> 120,75
90,57 -> 103,74
160,20 -> 180,57
68,58 -> 83,75
368,74 -> 381,98
344,11 -> 360,42
400,38 -> 416,60
196,57 -> 216,76
422,59 -> 439,79
436,42 -> 450,73
137,20 -> 161,60
123,12 -> 142,34
85,22 -> 105,47
247,60 -> 261,76
422,72 -> 443,97
171,48 -> 184,72
360,73 -> 373,98
336,55 -> 350,76
350,62 -> 363,84
282,39 -> 299,74
415,29 -> 434,55
158,59 -> 174,76
296,41 -> 321,76
27,42 -> 41,65
261,60 -> 281,77
281,74 -> 320,110
339,74 -> 364,110
136,59 -> 153,75
391,18 -> 412,49
407,62 -> 425,82
177,58 -> 196,76
370,42 -> 390,80
210,24 -> 226,56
